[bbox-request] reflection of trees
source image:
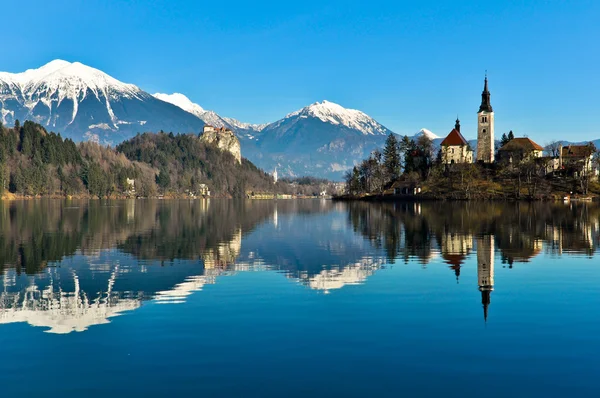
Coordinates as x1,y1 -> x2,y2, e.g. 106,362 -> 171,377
347,201 -> 600,265
0,200 -> 284,274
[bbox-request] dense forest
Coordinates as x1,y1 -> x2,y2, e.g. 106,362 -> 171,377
116,131 -> 278,197
0,120 -> 333,198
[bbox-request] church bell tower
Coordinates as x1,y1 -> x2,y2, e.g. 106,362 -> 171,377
476,74 -> 495,163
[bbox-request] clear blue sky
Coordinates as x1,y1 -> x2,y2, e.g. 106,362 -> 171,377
3,0 -> 599,142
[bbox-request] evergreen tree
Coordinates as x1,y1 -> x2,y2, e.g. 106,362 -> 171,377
399,135 -> 416,174
383,133 -> 401,184
508,130 -> 515,141
500,133 -> 509,147
156,168 -> 171,192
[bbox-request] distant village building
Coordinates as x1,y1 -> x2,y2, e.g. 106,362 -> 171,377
384,180 -> 422,196
198,183 -> 210,197
497,137 -> 544,164
476,75 -> 495,163
560,144 -> 598,178
125,178 -> 135,195
440,118 -> 473,164
273,167 -> 278,183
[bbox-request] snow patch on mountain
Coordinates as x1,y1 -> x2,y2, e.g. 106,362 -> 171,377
222,117 -> 268,132
282,100 -> 390,136
153,92 -> 267,132
153,93 -> 205,116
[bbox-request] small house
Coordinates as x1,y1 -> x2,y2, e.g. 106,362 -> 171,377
497,137 -> 544,164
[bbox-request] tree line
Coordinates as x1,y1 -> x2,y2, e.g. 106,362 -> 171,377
345,132 -> 600,199
0,120 -> 319,198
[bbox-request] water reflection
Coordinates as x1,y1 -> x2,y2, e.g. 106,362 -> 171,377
0,199 -> 598,333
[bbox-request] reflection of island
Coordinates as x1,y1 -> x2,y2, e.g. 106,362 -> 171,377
1,199 -> 599,332
347,201 -> 600,267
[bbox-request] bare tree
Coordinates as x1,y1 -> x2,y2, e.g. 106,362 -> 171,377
547,141 -> 561,158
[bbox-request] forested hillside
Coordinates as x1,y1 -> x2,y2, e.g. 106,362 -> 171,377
116,132 -> 276,196
0,120 -> 288,198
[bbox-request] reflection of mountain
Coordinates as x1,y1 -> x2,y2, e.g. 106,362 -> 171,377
0,265 -> 140,334
238,202 -> 388,291
301,257 -> 385,292
0,200 -> 279,333
1,199 -> 599,332
0,249 -> 238,333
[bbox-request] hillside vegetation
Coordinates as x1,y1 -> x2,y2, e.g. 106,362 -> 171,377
0,120 -> 300,198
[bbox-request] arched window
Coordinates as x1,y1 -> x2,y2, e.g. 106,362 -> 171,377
482,129 -> 487,134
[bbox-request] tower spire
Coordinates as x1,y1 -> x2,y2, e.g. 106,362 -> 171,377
481,289 -> 491,323
455,116 -> 460,132
479,73 -> 493,113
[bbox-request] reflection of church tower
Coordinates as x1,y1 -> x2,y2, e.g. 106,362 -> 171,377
441,233 -> 473,283
476,75 -> 495,163
477,235 -> 495,322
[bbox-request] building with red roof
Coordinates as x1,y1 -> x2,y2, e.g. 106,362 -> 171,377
497,137 -> 544,164
440,118 -> 473,164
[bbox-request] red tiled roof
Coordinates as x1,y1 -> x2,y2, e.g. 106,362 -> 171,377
440,128 -> 469,146
499,137 -> 544,152
561,144 -> 595,158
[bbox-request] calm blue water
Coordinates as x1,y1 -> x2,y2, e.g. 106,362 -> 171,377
0,200 -> 598,397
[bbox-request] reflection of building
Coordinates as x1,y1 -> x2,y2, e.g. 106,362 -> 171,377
441,233 -> 473,282
202,229 -> 242,269
477,235 -> 495,322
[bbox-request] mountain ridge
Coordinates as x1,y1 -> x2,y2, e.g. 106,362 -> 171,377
2,60 -> 598,180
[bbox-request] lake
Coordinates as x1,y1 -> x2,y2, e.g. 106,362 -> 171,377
0,199 -> 598,397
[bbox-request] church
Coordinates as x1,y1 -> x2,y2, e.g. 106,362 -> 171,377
440,75 -> 495,164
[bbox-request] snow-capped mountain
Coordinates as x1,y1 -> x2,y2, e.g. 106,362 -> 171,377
0,60 -> 398,179
269,100 -> 390,137
414,128 -> 439,140
146,95 -> 395,179
246,101 -> 394,178
0,60 -> 204,142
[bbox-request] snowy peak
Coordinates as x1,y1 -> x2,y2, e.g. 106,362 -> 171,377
414,128 -> 439,140
285,100 -> 390,136
0,60 -> 203,137
1,59 -> 142,97
152,92 -> 267,132
153,93 -> 205,117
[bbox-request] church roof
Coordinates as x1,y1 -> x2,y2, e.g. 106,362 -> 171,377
440,128 -> 469,146
499,137 -> 544,152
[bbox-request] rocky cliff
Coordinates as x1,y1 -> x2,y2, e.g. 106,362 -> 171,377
200,126 -> 242,164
